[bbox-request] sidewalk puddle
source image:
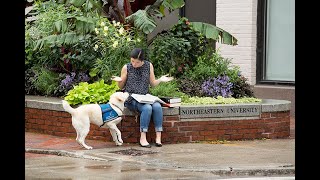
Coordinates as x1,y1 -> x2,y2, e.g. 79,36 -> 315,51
109,148 -> 158,156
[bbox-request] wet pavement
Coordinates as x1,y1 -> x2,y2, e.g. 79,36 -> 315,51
26,117 -> 295,180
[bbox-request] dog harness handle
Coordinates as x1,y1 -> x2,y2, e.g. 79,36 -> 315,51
99,103 -> 119,127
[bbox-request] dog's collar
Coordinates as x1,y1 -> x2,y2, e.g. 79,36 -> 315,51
110,103 -> 123,114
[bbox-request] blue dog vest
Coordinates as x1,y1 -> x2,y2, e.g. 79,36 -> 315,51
99,103 -> 119,127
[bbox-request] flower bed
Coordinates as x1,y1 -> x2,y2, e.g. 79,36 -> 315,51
25,95 -> 291,144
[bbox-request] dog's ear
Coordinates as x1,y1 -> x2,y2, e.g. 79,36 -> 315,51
115,94 -> 125,102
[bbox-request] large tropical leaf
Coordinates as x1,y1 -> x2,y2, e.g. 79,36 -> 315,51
62,0 -> 103,12
190,22 -> 238,46
75,16 -> 96,34
161,0 -> 185,12
34,32 -> 92,50
126,10 -> 157,34
52,15 -> 95,34
146,0 -> 184,15
54,19 -> 69,33
69,0 -> 86,7
126,0 -> 184,34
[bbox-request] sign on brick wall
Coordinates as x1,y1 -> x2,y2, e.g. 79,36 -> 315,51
180,104 -> 261,119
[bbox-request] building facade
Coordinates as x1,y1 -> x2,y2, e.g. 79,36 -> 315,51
181,0 -> 295,117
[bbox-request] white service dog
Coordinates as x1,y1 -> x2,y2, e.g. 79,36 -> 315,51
61,91 -> 129,149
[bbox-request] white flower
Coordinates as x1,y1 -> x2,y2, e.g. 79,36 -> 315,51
100,22 -> 105,26
104,26 -> 108,31
112,41 -> 119,48
112,20 -> 116,25
94,44 -> 99,51
127,37 -> 131,42
119,27 -> 124,35
104,33 -> 108,36
116,22 -> 120,26
95,28 -> 99,34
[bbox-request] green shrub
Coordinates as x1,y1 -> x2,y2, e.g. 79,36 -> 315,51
187,49 -> 240,82
231,75 -> 255,98
176,77 -> 204,97
149,17 -> 209,78
64,80 -> 119,105
32,67 -> 60,96
25,68 -> 40,95
183,96 -> 261,105
90,19 -> 146,82
149,80 -> 189,101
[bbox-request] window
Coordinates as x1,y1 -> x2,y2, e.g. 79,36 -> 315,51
257,0 -> 295,85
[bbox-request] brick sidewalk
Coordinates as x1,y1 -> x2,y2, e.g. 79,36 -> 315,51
25,131 -> 122,151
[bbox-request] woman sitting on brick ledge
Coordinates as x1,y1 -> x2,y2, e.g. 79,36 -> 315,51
111,48 -> 174,148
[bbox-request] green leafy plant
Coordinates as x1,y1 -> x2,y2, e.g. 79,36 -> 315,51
231,75 -> 255,98
190,21 -> 238,46
32,67 -> 60,96
187,49 -> 239,82
177,77 -> 204,97
89,18 -> 146,81
183,96 -> 261,105
148,33 -> 191,77
149,80 -> 189,101
149,17 -> 209,78
25,68 -> 40,95
125,0 -> 237,45
125,0 -> 185,36
64,80 -> 119,105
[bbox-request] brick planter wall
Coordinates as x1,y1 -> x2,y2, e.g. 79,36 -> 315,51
25,107 -> 290,144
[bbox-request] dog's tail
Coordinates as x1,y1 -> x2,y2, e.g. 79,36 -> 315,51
61,100 -> 75,115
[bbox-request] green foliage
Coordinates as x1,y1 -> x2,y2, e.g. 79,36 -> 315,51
56,37 -> 100,73
149,17 -> 209,78
32,67 -> 60,96
231,75 -> 255,98
126,0 -> 237,46
25,0 -> 257,102
187,49 -> 240,82
183,96 -> 261,105
149,34 -> 191,77
126,10 -> 157,34
176,77 -> 204,97
149,80 -> 189,101
125,0 -> 185,35
25,68 -> 40,95
32,1 -> 71,36
25,25 -> 40,69
90,18 -> 146,81
190,22 -> 238,46
64,80 -> 119,105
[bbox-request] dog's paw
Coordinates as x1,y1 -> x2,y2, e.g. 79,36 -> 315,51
84,146 -> 93,150
116,142 -> 123,146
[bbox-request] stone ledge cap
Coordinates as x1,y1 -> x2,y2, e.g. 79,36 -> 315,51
25,96 -> 291,115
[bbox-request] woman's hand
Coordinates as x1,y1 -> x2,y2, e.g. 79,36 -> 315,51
159,74 -> 174,82
111,76 -> 122,82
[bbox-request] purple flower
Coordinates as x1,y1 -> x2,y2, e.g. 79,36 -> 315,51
59,72 -> 90,91
201,75 -> 233,98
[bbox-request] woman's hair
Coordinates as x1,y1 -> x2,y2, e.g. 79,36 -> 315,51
130,48 -> 144,61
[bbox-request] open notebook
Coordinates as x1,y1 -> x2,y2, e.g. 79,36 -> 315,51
131,94 -> 181,108
131,94 -> 165,104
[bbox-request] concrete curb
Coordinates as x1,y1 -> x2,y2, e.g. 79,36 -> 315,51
25,148 -> 107,161
25,147 -> 295,177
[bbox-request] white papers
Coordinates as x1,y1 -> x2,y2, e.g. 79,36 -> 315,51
131,94 -> 165,104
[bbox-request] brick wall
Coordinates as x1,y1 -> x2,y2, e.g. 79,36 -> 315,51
25,107 -> 290,144
216,0 -> 257,85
